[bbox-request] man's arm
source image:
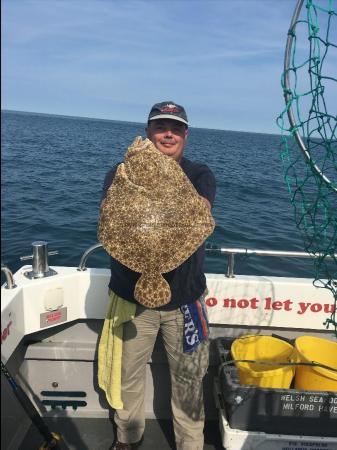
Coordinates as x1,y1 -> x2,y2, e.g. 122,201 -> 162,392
193,165 -> 216,211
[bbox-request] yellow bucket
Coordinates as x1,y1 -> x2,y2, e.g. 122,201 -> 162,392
231,335 -> 296,389
294,336 -> 337,392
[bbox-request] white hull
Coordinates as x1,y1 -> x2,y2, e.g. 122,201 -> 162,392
2,266 -> 335,363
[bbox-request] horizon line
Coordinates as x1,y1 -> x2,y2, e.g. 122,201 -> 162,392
1,108 -> 280,137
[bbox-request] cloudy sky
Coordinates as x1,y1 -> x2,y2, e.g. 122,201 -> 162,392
1,0 -> 322,133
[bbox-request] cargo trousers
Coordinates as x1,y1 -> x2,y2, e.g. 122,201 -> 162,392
114,302 -> 210,450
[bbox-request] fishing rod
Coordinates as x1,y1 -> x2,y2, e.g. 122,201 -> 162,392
1,360 -> 64,449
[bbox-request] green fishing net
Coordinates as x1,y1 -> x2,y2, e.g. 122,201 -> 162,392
277,0 -> 337,333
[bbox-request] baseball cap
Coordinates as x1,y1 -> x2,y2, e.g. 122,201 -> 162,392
148,101 -> 188,126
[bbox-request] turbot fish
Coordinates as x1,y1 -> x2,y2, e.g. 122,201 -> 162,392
98,136 -> 215,308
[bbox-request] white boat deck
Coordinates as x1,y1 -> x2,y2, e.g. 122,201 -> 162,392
1,265 -> 336,450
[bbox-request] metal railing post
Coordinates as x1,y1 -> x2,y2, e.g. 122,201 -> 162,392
1,264 -> 16,289
226,253 -> 235,278
77,243 -> 103,271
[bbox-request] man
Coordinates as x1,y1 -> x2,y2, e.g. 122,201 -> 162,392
101,101 -> 216,450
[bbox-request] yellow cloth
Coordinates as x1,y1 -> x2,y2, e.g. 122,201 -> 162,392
98,290 -> 136,410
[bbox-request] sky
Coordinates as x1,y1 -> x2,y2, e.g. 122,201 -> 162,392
0,0 -> 327,134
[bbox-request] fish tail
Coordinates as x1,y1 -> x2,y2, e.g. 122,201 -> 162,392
134,273 -> 171,308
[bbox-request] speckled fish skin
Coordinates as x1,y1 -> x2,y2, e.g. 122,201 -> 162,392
98,136 -> 215,308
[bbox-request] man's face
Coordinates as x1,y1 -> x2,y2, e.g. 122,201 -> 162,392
146,119 -> 188,162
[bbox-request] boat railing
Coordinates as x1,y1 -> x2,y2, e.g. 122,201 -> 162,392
1,264 -> 17,289
206,246 -> 336,278
77,243 -> 335,278
77,243 -> 104,272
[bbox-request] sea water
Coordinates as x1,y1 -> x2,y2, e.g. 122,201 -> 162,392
1,110 -> 315,278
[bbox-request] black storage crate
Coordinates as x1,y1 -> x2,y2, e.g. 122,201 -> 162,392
214,337 -> 337,437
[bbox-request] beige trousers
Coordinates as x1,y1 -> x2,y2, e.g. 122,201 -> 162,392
114,303 -> 209,450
